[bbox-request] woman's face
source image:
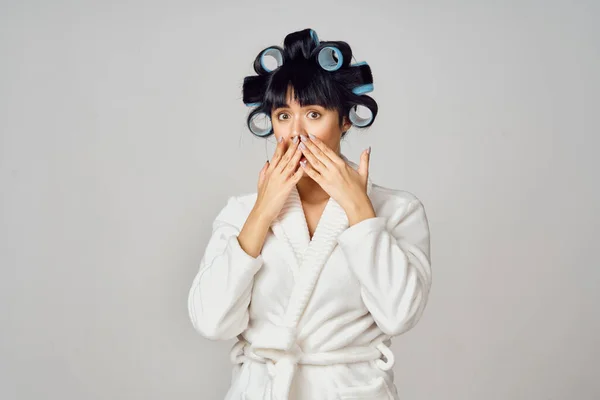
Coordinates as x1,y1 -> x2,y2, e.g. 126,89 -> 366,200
271,87 -> 351,163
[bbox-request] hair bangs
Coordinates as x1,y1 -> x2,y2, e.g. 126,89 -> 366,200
265,64 -> 343,112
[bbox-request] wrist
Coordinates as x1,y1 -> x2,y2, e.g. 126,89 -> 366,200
250,203 -> 276,227
345,195 -> 376,226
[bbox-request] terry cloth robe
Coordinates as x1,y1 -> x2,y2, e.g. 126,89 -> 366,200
188,155 -> 432,400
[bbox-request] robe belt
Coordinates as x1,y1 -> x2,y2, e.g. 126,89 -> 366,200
229,340 -> 395,400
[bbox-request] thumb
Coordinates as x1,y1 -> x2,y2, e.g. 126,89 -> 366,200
358,146 -> 370,181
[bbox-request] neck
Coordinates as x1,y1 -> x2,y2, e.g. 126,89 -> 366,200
296,176 -> 329,205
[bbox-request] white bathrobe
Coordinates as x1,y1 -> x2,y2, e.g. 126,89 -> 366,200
188,155 -> 432,400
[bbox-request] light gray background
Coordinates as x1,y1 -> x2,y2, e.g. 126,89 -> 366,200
1,0 -> 598,399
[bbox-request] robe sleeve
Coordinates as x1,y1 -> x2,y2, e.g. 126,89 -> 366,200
187,195 -> 264,340
336,195 -> 432,336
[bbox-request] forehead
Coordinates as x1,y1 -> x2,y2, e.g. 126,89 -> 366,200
274,101 -> 325,110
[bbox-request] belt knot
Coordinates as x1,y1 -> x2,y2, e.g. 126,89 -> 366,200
266,342 -> 304,378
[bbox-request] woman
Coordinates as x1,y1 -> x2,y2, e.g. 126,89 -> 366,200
188,28 -> 432,400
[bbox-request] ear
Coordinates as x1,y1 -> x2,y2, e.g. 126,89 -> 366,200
341,115 -> 352,132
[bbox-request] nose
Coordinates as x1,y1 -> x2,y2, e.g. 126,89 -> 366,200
290,117 -> 307,139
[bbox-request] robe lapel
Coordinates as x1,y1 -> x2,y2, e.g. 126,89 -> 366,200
269,153 -> 374,330
269,185 -> 310,280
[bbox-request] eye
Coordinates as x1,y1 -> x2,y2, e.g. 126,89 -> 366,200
277,112 -> 289,120
308,111 -> 321,119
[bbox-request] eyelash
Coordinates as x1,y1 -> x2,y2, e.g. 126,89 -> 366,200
277,111 -> 321,120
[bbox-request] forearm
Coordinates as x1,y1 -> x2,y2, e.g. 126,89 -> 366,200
337,199 -> 432,336
237,205 -> 272,258
339,220 -> 430,335
188,196 -> 267,340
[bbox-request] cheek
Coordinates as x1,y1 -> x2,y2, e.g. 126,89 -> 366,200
311,119 -> 339,135
309,120 -> 341,147
272,120 -> 289,135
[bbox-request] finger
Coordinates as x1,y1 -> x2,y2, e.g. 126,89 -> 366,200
300,159 -> 323,184
307,134 -> 344,166
260,159 -> 269,178
275,137 -> 299,173
300,135 -> 334,169
258,159 -> 269,187
291,162 -> 304,183
262,158 -> 270,171
358,147 -> 370,179
299,141 -> 326,173
283,143 -> 303,177
269,136 -> 288,170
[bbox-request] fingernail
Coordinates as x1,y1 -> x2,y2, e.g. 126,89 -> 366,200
367,146 -> 371,155
278,136 -> 283,143
299,142 -> 306,150
300,160 -> 307,167
309,134 -> 315,140
292,136 -> 298,143
300,135 -> 307,142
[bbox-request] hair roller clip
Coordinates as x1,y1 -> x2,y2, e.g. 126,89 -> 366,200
352,83 -> 374,95
317,46 -> 343,71
348,104 -> 374,127
260,47 -> 284,73
247,110 -> 273,137
309,29 -> 320,46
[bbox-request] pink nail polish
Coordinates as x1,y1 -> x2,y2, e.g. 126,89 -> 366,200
309,134 -> 316,140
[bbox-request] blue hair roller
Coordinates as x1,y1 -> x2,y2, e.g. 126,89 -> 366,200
248,111 -> 273,137
352,83 -> 374,95
317,46 -> 343,71
245,102 -> 261,107
260,47 -> 284,73
348,105 -> 373,127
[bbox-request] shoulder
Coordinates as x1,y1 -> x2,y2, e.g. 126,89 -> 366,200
369,182 -> 427,219
368,182 -> 430,250
213,191 -> 258,230
230,191 -> 258,209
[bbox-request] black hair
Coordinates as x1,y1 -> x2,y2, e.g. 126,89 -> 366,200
242,28 -> 378,138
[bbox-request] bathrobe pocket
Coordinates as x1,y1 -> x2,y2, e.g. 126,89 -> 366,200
337,376 -> 392,399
